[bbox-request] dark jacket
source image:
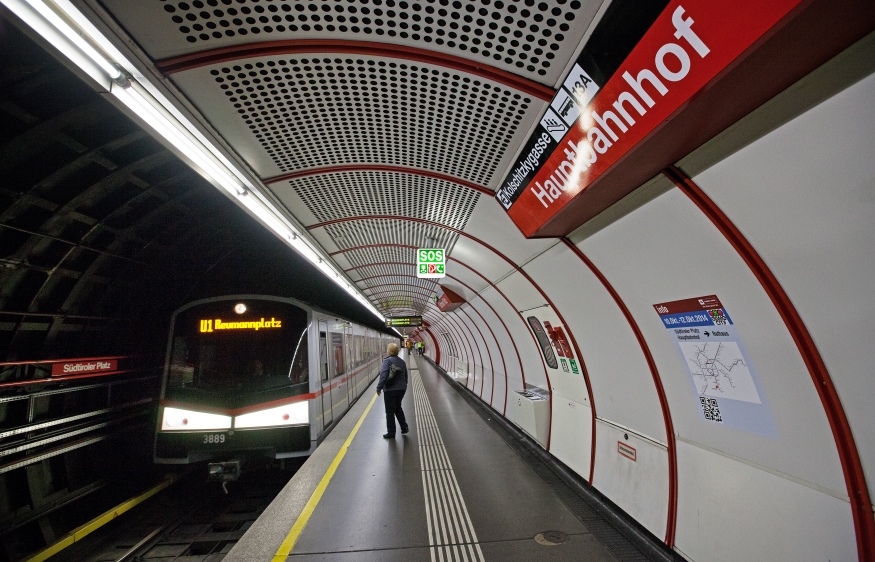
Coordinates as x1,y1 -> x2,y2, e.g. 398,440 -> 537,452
377,355 -> 408,393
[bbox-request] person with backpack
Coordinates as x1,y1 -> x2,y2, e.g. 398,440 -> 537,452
376,343 -> 409,439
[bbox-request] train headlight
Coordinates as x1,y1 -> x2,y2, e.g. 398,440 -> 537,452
234,401 -> 309,429
161,407 -> 232,431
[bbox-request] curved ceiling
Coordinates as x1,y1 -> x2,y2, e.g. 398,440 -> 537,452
63,0 -> 615,322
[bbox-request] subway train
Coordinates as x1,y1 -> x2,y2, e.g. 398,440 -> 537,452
154,295 -> 395,466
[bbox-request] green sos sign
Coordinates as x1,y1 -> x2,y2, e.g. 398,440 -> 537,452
417,248 -> 445,278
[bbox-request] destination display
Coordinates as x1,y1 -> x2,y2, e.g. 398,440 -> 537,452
386,316 -> 423,328
199,318 -> 282,332
497,0 -> 807,237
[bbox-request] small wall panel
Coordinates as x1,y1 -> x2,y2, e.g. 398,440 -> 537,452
550,395 -> 593,482
593,420 -> 669,540
674,440 -> 855,562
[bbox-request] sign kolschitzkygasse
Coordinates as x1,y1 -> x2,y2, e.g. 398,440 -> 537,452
496,0 -> 807,237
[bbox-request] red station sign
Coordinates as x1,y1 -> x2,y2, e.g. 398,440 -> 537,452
51,359 -> 118,376
497,0 -> 833,237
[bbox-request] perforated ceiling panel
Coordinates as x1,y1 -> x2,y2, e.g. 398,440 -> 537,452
286,171 -> 479,227
105,0 -> 605,85
323,218 -> 457,252
348,260 -> 416,279
343,245 -> 415,267
342,246 -> 441,314
169,54 -> 542,182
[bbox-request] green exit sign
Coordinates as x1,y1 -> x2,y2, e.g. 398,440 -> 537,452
417,248 -> 446,278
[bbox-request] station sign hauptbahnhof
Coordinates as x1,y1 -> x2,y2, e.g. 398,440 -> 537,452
496,0 -> 811,238
386,316 -> 423,328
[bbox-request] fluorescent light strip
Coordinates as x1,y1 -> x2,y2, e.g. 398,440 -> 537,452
4,0 -> 385,322
111,84 -> 245,197
22,0 -> 119,78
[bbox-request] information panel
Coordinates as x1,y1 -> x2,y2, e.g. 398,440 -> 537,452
653,295 -> 776,437
386,316 -> 423,328
417,248 -> 446,278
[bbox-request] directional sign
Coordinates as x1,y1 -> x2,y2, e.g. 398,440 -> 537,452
417,248 -> 446,279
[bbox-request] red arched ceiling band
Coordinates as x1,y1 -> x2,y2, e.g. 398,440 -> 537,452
338,248 -> 540,418
424,308 -> 472,380
156,39 -> 554,101
428,301 -> 478,390
561,237 -> 677,547
341,244 -> 513,407
264,165 -> 494,196
664,165 -> 874,560
331,243 -> 417,256
440,302 -> 483,396
444,269 -> 519,412
356,273 -> 440,285
309,215 -> 601,455
422,327 -> 440,364
364,285 -> 435,300
345,260 -> 417,272
347,254 -> 526,415
457,306 -> 495,402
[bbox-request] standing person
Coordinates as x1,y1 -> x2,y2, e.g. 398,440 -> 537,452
376,343 -> 409,439
417,341 -> 424,355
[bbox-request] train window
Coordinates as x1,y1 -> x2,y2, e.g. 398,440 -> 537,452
165,299 -> 310,409
354,335 -> 364,366
331,332 -> 345,378
320,331 -> 329,383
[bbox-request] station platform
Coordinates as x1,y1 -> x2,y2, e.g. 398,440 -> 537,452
225,352 -> 664,562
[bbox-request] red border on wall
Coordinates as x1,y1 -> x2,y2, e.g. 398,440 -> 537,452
664,165 -> 874,561
156,39 -> 555,101
561,238 -> 678,546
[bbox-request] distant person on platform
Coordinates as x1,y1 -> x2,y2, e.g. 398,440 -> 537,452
377,343 -> 409,439
417,341 -> 424,355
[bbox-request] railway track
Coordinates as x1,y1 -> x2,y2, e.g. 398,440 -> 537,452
47,460 -> 303,562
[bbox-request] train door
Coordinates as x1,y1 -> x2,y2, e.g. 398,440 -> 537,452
330,329 -> 348,415
319,321 -> 332,427
347,327 -> 356,405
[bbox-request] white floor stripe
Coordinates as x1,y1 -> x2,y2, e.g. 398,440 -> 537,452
411,365 -> 485,562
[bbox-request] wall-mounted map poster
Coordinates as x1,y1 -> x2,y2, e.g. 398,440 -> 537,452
653,295 -> 776,437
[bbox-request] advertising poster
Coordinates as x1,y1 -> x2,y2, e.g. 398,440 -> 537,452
653,295 -> 776,437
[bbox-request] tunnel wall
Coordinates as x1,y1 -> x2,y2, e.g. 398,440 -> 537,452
425,34 -> 874,561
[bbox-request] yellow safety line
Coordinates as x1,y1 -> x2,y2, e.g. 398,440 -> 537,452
273,392 -> 379,561
25,474 -> 178,562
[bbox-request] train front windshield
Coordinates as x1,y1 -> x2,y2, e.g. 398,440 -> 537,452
166,300 -> 309,409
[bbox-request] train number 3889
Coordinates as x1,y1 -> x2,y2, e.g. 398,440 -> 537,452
203,434 -> 226,444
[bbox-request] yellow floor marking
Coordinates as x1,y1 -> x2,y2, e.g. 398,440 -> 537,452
273,392 -> 379,561
25,474 -> 178,562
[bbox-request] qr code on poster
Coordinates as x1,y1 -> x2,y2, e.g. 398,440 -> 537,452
709,309 -> 728,325
700,397 -> 723,423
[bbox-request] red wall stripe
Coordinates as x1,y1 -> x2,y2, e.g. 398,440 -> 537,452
156,39 -> 555,101
664,165 -> 874,561
561,237 -> 678,546
264,164 -> 494,196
